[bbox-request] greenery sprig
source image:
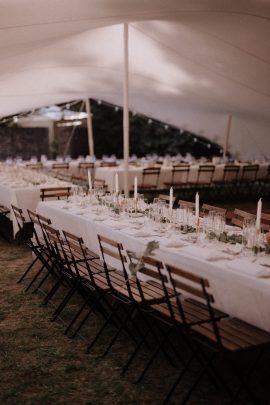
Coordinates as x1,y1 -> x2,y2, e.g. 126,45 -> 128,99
127,240 -> 159,277
207,231 -> 243,244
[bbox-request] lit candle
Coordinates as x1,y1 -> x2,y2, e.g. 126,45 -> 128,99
134,176 -> 138,199
195,192 -> 199,220
115,173 -> 119,194
169,187 -> 173,210
87,169 -> 92,191
256,198 -> 262,230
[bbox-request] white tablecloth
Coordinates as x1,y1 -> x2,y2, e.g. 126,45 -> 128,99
0,180 -> 73,236
37,200 -> 270,332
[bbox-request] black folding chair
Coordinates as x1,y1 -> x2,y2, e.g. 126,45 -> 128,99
163,264 -> 269,405
11,205 -> 52,291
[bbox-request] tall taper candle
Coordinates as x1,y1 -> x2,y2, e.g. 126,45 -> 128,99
134,176 -> 138,199
169,187 -> 173,210
195,192 -> 199,220
115,173 -> 119,194
87,169 -> 92,191
256,198 -> 262,230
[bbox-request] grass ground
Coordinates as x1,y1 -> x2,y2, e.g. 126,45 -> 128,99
0,235 -> 270,405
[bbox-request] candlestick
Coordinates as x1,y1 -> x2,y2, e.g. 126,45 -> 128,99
195,192 -> 199,220
134,176 -> 138,199
169,187 -> 173,210
87,169 -> 92,191
256,198 -> 262,230
115,173 -> 119,194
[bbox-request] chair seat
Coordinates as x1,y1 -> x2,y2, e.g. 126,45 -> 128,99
152,297 -> 227,326
192,317 -> 270,352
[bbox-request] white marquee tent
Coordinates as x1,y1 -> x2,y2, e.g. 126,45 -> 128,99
0,0 -> 270,159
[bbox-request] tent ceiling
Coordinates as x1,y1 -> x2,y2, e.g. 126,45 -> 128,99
0,0 -> 270,158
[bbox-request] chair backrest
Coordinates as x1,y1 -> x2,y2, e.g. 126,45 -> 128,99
202,203 -> 227,216
40,186 -> 71,201
62,230 -> 89,279
56,172 -> 72,182
158,194 -> 176,205
52,162 -> 69,171
11,204 -> 28,241
98,234 -> 131,294
171,164 -> 190,185
100,161 -> 118,167
178,199 -> 196,210
222,165 -> 240,183
78,162 -> 95,177
26,162 -> 43,170
165,263 -> 222,345
128,254 -> 169,304
141,167 -> 161,189
93,178 -> 107,191
261,212 -> 270,232
41,222 -> 63,261
241,164 -> 259,182
165,264 -> 215,322
27,209 -> 51,246
231,208 -> 255,228
197,165 -> 215,184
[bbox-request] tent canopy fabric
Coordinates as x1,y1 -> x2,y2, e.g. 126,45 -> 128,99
0,0 -> 270,159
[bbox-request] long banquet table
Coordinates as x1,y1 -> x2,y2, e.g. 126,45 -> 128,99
37,200 -> 270,332
0,174 -> 74,235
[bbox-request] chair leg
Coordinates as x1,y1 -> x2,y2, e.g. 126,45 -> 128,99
101,304 -> 137,358
17,254 -> 39,283
25,262 -> 46,292
228,350 -> 263,405
64,294 -> 94,335
135,325 -> 178,384
51,281 -> 79,321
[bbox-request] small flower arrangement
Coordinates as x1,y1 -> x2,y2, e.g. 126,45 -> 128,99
127,240 -> 159,277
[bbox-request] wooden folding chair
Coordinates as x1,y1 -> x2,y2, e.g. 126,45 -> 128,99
26,162 -> 44,170
213,164 -> 240,197
138,167 -> 161,189
78,162 -> 95,177
261,212 -> 270,232
231,208 -> 255,228
52,162 -> 69,171
163,264 -> 270,404
178,199 -> 196,210
201,203 -> 227,217
158,194 -> 176,205
189,165 -> 215,188
164,164 -> 190,188
239,164 -> 259,194
40,186 -> 71,201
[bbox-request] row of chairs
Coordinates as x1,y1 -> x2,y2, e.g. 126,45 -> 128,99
138,164 -> 270,194
11,204 -> 270,404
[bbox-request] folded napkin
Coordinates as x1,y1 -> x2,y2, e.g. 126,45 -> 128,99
183,245 -> 232,261
163,240 -> 188,248
133,231 -> 152,238
226,258 -> 270,278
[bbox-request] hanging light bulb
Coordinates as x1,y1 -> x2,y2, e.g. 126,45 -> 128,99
148,119 -> 153,124
207,143 -> 211,149
97,100 -> 102,105
115,106 -> 119,112
193,138 -> 198,143
164,124 -> 169,130
13,116 -> 18,123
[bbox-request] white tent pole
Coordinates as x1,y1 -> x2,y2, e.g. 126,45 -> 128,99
123,22 -> 129,197
85,98 -> 94,157
223,113 -> 232,159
